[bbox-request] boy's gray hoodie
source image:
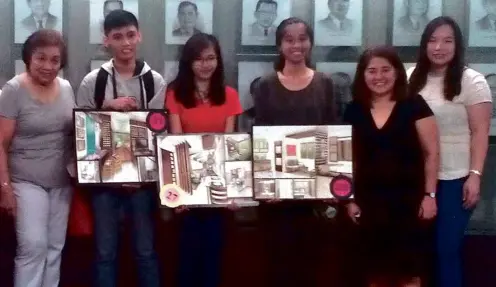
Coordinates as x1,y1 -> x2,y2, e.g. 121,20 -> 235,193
76,60 -> 166,109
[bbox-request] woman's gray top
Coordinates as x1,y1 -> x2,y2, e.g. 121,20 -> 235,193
0,76 -> 75,188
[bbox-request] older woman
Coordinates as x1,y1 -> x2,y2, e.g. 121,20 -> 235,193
0,30 -> 74,287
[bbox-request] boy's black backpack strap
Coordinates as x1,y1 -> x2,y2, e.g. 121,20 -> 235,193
94,68 -> 111,109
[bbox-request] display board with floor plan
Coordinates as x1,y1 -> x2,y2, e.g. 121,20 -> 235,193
156,133 -> 259,208
74,110 -> 167,185
252,125 -> 354,200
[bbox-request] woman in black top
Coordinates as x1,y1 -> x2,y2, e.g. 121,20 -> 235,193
252,17 -> 338,287
343,46 -> 439,287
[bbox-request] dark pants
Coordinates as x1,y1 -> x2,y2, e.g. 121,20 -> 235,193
262,205 -> 319,287
178,209 -> 224,287
91,188 -> 159,287
436,177 -> 473,287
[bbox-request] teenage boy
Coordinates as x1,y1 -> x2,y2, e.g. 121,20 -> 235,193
76,10 -> 164,287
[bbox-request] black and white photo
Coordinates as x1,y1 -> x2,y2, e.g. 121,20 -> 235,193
316,62 -> 356,119
469,0 -> 496,47
163,61 -> 179,83
89,0 -> 139,44
469,64 -> 496,134
165,0 -> 214,45
90,60 -> 107,72
314,0 -> 363,46
237,61 -> 274,132
241,0 -> 292,46
15,0 -> 63,43
392,0 -> 442,46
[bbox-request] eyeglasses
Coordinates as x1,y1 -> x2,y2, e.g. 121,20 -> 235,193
193,56 -> 217,65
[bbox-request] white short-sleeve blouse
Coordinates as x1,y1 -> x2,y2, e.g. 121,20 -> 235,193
407,67 -> 492,180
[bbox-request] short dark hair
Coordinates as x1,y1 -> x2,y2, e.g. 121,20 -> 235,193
408,16 -> 465,101
249,77 -> 262,95
352,46 -> 408,107
22,29 -> 67,69
256,0 -> 278,11
169,33 -> 226,109
104,0 -> 123,9
103,10 -> 139,35
274,17 -> 314,71
178,1 -> 198,13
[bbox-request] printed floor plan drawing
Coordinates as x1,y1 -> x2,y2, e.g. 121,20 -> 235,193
74,111 -> 157,184
157,133 -> 258,207
253,125 -> 353,200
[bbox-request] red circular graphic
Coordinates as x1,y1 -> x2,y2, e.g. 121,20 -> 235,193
333,179 -> 351,197
329,175 -> 353,199
147,112 -> 167,132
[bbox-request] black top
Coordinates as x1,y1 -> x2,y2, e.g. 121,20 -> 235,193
343,95 -> 433,216
252,72 -> 339,214
253,72 -> 338,125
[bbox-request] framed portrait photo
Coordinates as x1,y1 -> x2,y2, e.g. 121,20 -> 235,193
392,0 -> 442,46
237,61 -> 274,132
317,62 -> 356,118
469,0 -> 496,47
156,133 -> 258,208
165,0 -> 214,45
90,60 -> 107,72
241,0 -> 292,46
252,125 -> 353,201
469,64 -> 496,134
314,0 -> 363,47
74,109 -> 168,185
15,0 -> 64,44
89,0 -> 139,44
163,61 -> 179,83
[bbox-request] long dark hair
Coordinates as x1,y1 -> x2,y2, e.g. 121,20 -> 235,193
352,46 -> 408,107
408,16 -> 465,101
274,17 -> 314,71
169,33 -> 225,108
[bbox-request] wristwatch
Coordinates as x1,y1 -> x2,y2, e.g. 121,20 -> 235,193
425,192 -> 436,198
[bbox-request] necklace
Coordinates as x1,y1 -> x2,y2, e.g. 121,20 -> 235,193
195,89 -> 209,104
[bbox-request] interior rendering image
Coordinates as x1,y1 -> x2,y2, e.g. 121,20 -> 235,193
74,111 -> 157,184
314,125 -> 353,198
157,133 -> 257,207
253,125 -> 353,200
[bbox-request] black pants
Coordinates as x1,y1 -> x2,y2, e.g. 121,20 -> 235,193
261,204 -> 320,287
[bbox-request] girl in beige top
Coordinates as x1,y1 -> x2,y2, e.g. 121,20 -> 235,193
407,16 -> 492,287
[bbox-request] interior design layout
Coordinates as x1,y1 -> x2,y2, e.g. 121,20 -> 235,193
253,125 -> 353,200
157,133 -> 257,207
74,111 -> 157,184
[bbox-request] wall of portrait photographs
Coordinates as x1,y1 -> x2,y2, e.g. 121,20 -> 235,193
0,0 -> 494,234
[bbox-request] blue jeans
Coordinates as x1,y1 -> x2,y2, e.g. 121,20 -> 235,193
177,209 -> 224,287
436,177 -> 473,287
91,188 -> 159,287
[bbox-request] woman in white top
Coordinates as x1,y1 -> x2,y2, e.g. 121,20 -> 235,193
407,16 -> 492,287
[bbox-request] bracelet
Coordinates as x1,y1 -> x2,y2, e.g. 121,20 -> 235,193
470,169 -> 482,176
1,181 -> 11,190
